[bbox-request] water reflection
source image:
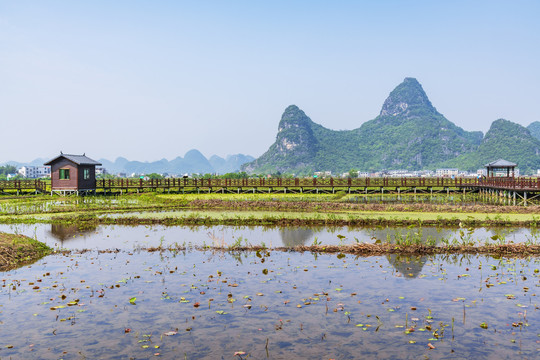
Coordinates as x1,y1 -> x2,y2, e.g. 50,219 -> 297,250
1,252 -> 537,359
0,223 -> 537,251
279,227 -> 314,246
48,224 -> 97,243
386,254 -> 427,279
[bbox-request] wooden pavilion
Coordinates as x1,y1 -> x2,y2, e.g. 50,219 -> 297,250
484,159 -> 517,178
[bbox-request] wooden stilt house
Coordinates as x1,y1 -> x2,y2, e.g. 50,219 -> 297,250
44,153 -> 102,195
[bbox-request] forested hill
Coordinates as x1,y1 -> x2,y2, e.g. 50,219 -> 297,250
242,78 -> 484,174
527,121 -> 540,141
439,119 -> 540,173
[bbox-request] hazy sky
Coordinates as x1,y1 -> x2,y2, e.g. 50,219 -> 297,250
2,0 -> 539,163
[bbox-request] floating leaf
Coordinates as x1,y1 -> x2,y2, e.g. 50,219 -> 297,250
129,297 -> 137,305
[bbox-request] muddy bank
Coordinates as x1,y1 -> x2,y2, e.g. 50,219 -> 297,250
0,232 -> 52,271
67,242 -> 540,257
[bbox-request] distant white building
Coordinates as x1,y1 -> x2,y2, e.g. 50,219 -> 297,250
477,169 -> 487,177
95,167 -> 108,175
18,166 -> 51,178
436,168 -> 459,177
314,171 -> 332,178
388,170 -> 409,177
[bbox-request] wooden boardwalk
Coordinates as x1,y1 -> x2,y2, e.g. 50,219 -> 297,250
96,177 -> 482,194
1,177 -> 540,204
95,177 -> 540,194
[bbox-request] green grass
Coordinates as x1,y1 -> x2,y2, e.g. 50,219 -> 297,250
0,192 -> 539,227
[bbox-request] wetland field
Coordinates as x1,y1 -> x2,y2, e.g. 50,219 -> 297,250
0,193 -> 539,359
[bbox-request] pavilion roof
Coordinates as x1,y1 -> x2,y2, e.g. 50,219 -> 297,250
484,159 -> 517,168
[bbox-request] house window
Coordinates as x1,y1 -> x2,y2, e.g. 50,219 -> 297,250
59,168 -> 70,180
83,168 -> 90,180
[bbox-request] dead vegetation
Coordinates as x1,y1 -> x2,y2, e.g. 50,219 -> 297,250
0,232 -> 52,271
186,199 -> 540,214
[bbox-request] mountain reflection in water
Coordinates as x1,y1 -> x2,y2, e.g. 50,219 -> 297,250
279,227 -> 314,247
386,254 -> 427,279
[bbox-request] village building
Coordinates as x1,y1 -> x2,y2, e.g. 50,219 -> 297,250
44,153 -> 102,195
18,166 -> 51,179
436,168 -> 459,177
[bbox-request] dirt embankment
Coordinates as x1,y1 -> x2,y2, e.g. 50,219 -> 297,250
0,232 -> 52,271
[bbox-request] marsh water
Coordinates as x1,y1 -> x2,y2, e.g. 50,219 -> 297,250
0,223 -> 539,251
1,250 -> 538,359
1,224 -> 539,359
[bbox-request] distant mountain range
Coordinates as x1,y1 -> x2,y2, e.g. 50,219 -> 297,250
2,150 -> 255,175
242,78 -> 540,174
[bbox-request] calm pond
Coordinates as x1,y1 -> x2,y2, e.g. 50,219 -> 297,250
1,249 -> 538,359
0,224 -> 539,250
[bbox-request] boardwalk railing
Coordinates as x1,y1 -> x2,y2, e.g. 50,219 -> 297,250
96,177 -> 485,190
95,176 -> 540,192
476,177 -> 540,191
0,180 -> 47,193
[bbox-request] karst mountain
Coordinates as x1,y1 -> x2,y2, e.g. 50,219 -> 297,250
243,78 -> 540,174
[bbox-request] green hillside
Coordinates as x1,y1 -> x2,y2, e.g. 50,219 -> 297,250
527,121 -> 540,141
243,78 -> 483,174
440,119 -> 540,173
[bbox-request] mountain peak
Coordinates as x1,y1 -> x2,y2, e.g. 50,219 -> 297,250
484,118 -> 531,143
278,105 -> 312,132
379,77 -> 435,117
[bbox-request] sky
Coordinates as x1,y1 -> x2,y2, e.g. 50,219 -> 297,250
1,0 -> 540,163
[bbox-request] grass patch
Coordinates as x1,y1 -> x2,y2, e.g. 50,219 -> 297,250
1,193 -> 540,227
0,232 -> 52,271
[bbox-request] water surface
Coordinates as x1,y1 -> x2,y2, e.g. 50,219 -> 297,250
0,223 -> 537,251
0,250 -> 537,359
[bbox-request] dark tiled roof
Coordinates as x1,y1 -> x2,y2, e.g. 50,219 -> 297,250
484,159 -> 517,167
44,153 -> 102,166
